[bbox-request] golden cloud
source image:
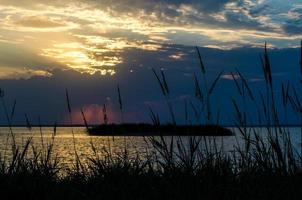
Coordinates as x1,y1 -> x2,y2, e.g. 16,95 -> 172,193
0,67 -> 52,79
14,16 -> 66,28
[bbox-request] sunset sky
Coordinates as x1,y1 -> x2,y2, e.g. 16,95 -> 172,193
0,0 -> 301,124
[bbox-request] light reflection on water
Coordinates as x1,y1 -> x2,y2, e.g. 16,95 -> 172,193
0,127 -> 301,168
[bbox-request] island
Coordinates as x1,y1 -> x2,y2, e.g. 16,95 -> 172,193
86,123 -> 233,136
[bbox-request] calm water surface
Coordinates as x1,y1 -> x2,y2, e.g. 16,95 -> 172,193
0,127 -> 301,167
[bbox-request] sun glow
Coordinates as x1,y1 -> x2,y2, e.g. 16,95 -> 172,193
41,42 -> 120,75
1,1 -> 301,78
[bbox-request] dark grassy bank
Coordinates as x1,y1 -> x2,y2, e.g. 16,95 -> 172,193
1,42 -> 302,200
1,134 -> 302,200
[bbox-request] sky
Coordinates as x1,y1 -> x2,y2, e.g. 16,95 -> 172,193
0,0 -> 302,125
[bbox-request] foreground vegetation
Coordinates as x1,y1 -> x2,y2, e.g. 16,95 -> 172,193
1,129 -> 302,200
1,42 -> 302,199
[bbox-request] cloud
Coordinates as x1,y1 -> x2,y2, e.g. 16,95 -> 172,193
281,6 -> 302,35
221,74 -> 240,80
69,104 -> 117,124
0,41 -> 65,77
15,16 -> 66,28
283,24 -> 302,35
0,44 -> 301,125
0,0 -> 302,81
0,67 -> 52,79
3,13 -> 79,32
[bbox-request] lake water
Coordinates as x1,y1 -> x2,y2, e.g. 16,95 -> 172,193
0,127 -> 301,168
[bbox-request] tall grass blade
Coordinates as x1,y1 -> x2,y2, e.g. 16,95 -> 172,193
25,113 -> 32,130
117,84 -> 124,123
193,73 -> 203,101
0,90 -> 15,144
81,108 -> 89,130
300,40 -> 302,76
196,46 -> 206,74
10,99 -> 16,122
231,72 -> 242,96
54,121 -> 57,136
262,42 -> 273,88
65,89 -> 72,114
65,89 -> 77,155
38,116 -> 44,149
148,106 -> 160,126
209,70 -> 224,94
152,68 -> 166,96
103,104 -> 108,125
161,69 -> 169,94
235,69 -> 255,101
189,101 -> 201,122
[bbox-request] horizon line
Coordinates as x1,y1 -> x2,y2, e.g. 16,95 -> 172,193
0,124 -> 302,128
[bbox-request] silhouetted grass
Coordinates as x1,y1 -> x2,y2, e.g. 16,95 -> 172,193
1,42 -> 302,200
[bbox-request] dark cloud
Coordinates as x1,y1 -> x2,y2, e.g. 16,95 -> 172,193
1,0 -> 299,42
86,0 -> 233,13
103,0 -> 278,34
0,44 -> 301,125
155,0 -> 233,13
282,7 -> 302,35
283,24 -> 302,35
84,0 -> 270,32
223,11 -> 261,28
249,4 -> 270,16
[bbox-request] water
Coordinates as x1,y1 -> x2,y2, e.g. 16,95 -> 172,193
0,127 -> 301,168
